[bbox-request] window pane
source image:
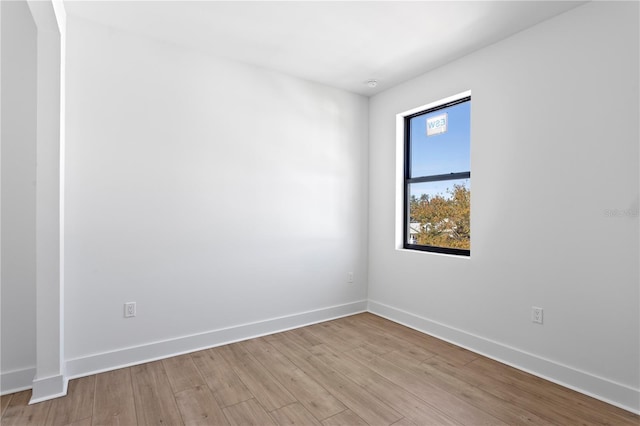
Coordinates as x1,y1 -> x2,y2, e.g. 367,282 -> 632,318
408,179 -> 470,250
410,100 -> 470,178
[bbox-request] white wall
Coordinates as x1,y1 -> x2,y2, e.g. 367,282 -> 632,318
368,1 -> 639,411
0,0 -> 38,393
64,17 -> 369,371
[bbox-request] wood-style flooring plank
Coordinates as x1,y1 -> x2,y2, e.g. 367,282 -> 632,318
312,344 -> 460,426
130,361 -> 183,426
351,313 -> 477,366
270,402 -> 322,426
1,390 -> 51,426
338,316 -> 422,356
66,417 -> 93,426
239,338 -> 298,375
321,409 -> 368,426
45,376 -> 95,426
191,348 -> 253,408
304,322 -> 362,353
92,368 -> 137,426
347,346 -> 507,426
270,335 -> 403,426
273,331 -> 318,359
222,399 -> 276,426
427,355 -> 588,426
174,384 -> 229,426
218,344 -> 296,412
353,313 -> 477,365
339,315 -> 437,361
390,418 -> 417,426
240,338 -> 346,421
162,354 -> 206,394
281,368 -> 347,422
1,393 -> 12,417
322,319 -> 399,357
381,349 -> 551,425
287,327 -> 324,347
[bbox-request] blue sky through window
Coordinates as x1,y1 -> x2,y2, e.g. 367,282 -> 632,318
410,101 -> 470,179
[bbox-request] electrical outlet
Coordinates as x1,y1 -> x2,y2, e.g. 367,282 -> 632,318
532,306 -> 543,324
124,302 -> 136,318
347,272 -> 354,283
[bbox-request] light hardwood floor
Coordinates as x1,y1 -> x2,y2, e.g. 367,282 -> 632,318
1,313 -> 638,425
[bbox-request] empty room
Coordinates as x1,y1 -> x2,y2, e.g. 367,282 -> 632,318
1,0 -> 639,424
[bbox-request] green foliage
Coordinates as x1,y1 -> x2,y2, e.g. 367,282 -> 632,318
409,184 -> 470,249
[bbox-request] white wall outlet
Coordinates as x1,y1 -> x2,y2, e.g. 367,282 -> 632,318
532,306 -> 543,324
124,302 -> 136,318
347,272 -> 354,283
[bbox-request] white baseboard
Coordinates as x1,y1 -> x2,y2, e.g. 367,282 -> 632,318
66,300 -> 367,380
30,374 -> 68,404
368,300 -> 640,415
0,367 -> 36,395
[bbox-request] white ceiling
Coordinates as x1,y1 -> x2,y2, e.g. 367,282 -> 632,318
63,1 -> 585,96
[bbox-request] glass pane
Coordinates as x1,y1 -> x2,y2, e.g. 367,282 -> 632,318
410,100 -> 470,178
408,179 -> 470,250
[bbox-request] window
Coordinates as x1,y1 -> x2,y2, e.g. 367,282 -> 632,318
403,94 -> 470,256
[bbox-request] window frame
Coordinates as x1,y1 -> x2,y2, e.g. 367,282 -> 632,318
403,95 -> 471,256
